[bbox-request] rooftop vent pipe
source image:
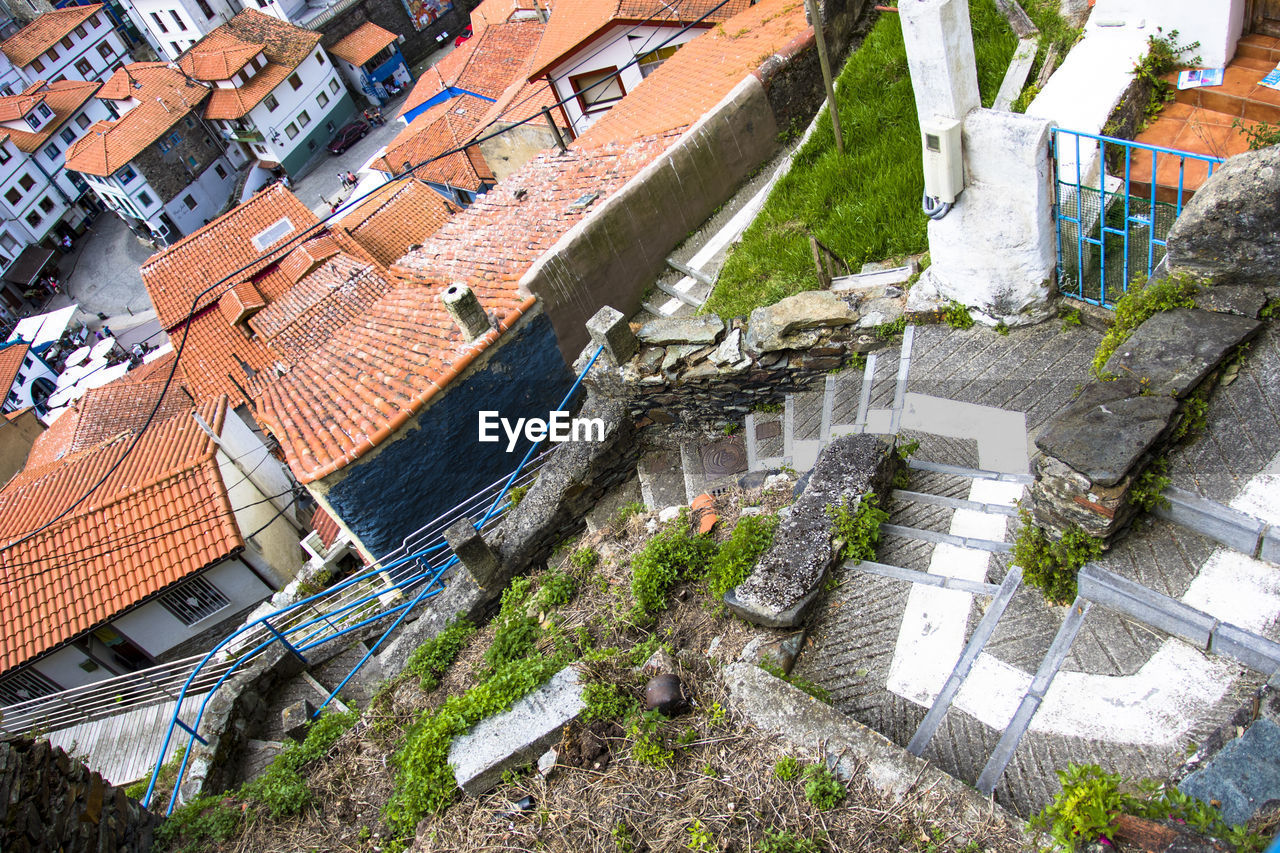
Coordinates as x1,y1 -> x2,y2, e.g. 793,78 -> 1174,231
441,282 -> 491,341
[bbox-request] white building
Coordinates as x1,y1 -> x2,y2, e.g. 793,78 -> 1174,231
182,9 -> 355,176
0,338 -> 57,413
65,62 -> 242,246
0,4 -> 130,85
125,0 -> 238,61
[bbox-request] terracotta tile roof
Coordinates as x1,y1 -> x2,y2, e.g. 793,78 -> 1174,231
0,395 -> 241,672
401,20 -> 546,118
327,23 -> 397,66
2,79 -> 101,154
141,182 -> 320,329
0,87 -> 44,122
469,0 -> 551,33
0,341 -> 30,392
374,95 -> 495,190
248,254 -> 395,362
181,10 -> 322,120
337,178 -> 454,267
63,63 -> 209,176
276,233 -> 340,283
575,0 -> 808,147
0,4 -> 102,68
179,30 -> 262,81
310,504 -> 341,547
219,280 -> 266,325
254,135 -> 672,483
528,0 -> 749,79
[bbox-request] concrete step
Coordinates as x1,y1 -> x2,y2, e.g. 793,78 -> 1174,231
744,410 -> 785,472
906,458 -> 1033,484
892,489 -> 1019,517
637,448 -> 689,509
880,522 -> 1014,554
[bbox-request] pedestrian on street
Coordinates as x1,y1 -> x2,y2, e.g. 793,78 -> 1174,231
346,171 -> 357,186
338,171 -> 349,188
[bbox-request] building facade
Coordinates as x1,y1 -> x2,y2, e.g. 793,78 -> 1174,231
0,4 -> 130,85
327,22 -> 410,106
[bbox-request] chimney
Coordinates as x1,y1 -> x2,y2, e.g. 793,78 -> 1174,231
440,283 -> 491,341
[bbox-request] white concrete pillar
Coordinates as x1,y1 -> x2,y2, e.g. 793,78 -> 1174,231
900,0 -> 981,122
919,109 -> 1057,326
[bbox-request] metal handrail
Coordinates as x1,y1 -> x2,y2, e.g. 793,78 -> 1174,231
142,345 -> 603,813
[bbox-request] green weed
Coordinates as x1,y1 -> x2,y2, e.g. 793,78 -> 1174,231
1011,509 -> 1102,604
1092,275 -> 1199,376
406,615 -> 475,692
705,513 -> 778,599
826,491 -> 889,564
802,764 -> 846,810
630,517 -> 716,614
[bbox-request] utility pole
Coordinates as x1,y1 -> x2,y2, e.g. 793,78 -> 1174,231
804,0 -> 844,156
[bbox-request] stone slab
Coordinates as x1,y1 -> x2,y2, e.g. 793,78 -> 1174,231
1101,309 -> 1262,398
637,315 -> 725,346
1178,718 -> 1280,827
1195,285 -> 1268,319
1034,379 -> 1177,486
745,291 -> 858,353
448,667 -> 585,797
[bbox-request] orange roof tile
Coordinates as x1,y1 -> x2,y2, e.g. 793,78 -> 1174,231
0,87 -> 44,122
181,10 -> 322,120
575,0 -> 808,147
0,341 -> 30,392
470,0 -> 552,33
0,5 -> 102,68
2,79 -> 101,154
327,23 -> 397,66
375,95 -> 494,190
63,63 -> 209,176
276,233 -> 340,284
401,20 -> 546,118
254,135 -> 672,483
219,280 -> 266,325
179,30 -> 263,81
528,0 -> 748,79
141,182 -> 320,329
0,395 -> 242,672
337,178 -> 454,267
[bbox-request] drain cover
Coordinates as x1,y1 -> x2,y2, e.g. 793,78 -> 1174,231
700,438 -> 748,479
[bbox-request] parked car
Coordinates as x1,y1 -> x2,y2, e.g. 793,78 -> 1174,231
454,25 -> 472,46
328,120 -> 369,154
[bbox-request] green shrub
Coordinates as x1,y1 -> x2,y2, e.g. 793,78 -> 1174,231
156,794 -> 241,850
773,755 -> 802,781
533,570 -> 577,612
945,301 -> 974,330
570,546 -> 601,571
705,513 -> 778,598
1011,510 -> 1102,604
1127,457 -> 1170,512
630,519 -> 716,614
406,615 -> 475,691
827,491 -> 889,564
581,682 -> 637,723
757,829 -> 820,853
613,501 -> 646,527
1093,275 -> 1198,376
802,764 -> 846,810
483,577 -> 540,673
629,710 -> 675,768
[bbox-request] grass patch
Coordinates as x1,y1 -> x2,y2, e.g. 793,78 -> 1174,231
704,512 -> 778,599
704,1 -> 1016,319
630,516 -> 716,615
406,615 -> 475,692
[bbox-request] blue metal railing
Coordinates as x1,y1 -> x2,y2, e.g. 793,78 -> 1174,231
1052,128 -> 1223,308
142,344 -> 604,813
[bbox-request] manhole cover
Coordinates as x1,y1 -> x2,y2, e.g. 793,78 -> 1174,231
755,421 -> 781,440
700,438 -> 747,479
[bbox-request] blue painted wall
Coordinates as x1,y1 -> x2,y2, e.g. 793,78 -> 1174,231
322,311 -> 573,559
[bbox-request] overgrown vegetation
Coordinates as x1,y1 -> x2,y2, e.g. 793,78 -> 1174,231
630,516 -> 716,615
406,615 -> 475,691
1092,274 -> 1199,376
802,764 -> 847,810
705,512 -> 778,599
1011,508 -> 1102,604
1127,457 -> 1170,512
827,491 -> 889,564
1031,763 -> 1266,852
158,710 -> 358,850
705,1 -> 1017,319
1009,0 -> 1082,114
1130,29 -> 1201,130
1232,117 -> 1280,151
945,301 -> 974,330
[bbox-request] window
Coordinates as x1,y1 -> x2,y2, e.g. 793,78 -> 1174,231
186,155 -> 197,168
22,356 -> 30,368
288,72 -> 301,90
60,128 -> 75,144
329,79 -> 339,94
138,190 -> 153,206
214,163 -> 226,179
19,174 -> 34,191
46,46 -> 57,61
316,90 -> 328,108
150,12 -> 168,32
97,42 -> 113,60
196,0 -> 214,17
264,93 -> 278,112
169,132 -> 181,146
30,57 -> 43,73
75,58 -> 92,77
297,109 -> 310,127
25,210 -> 41,228
89,12 -> 100,27
60,35 -> 73,50
0,233 -> 18,252
15,370 -> 24,384
0,84 -> 9,96
37,103 -> 50,118
317,51 -> 325,65
75,114 -> 90,129
254,144 -> 268,155
43,143 -> 58,159
170,10 -> 184,29
284,122 -> 298,139
182,193 -> 196,210
38,196 -> 54,213
74,24 -> 87,38
158,575 -> 230,625
117,164 -> 136,183
4,188 -> 20,205
0,146 -> 10,165
637,44 -> 679,78
185,116 -> 195,128
169,42 -> 180,56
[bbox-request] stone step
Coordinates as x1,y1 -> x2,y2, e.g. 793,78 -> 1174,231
1236,33 -> 1280,64
880,522 -> 1014,554
849,559 -> 1001,596
906,458 -> 1033,484
637,448 -> 690,509
891,489 -> 1019,516
744,410 -> 785,472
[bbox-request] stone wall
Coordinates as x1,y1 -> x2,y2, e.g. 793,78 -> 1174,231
135,124 -> 226,204
1,737 -> 159,853
316,0 -> 476,68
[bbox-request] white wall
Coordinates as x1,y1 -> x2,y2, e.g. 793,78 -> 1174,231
1086,0 -> 1246,69
112,560 -> 272,658
36,98 -> 114,202
545,23 -> 703,136
30,644 -> 111,692
4,349 -> 58,410
242,47 -> 347,171
160,154 -> 237,235
0,153 -> 65,244
129,0 -> 239,60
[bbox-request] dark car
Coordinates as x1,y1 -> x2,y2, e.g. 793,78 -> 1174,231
328,120 -> 369,154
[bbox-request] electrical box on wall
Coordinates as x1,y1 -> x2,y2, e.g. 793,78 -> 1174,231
921,117 -> 964,203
